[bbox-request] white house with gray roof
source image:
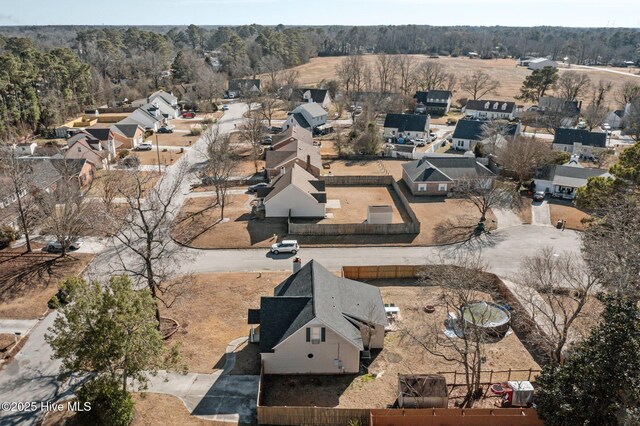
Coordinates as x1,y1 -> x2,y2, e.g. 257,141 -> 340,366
248,259 -> 387,374
283,103 -> 328,132
402,154 -> 495,196
534,158 -> 611,200
258,164 -> 326,218
464,100 -> 516,120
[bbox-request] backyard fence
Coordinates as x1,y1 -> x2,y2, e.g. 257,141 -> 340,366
369,408 -> 542,426
257,406 -> 370,426
342,265 -> 424,280
436,368 -> 542,388
287,175 -> 421,236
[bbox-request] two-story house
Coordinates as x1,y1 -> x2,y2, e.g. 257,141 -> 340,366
414,90 -> 453,115
283,103 -> 328,132
464,100 -> 516,120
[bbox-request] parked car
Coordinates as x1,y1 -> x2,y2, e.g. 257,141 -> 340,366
261,136 -> 273,145
533,191 -> 545,201
270,240 -> 299,255
45,238 -> 84,253
577,121 -> 588,129
182,111 -> 196,119
446,118 -> 457,126
135,143 -> 153,151
270,126 -> 283,133
157,125 -> 174,134
602,123 -> 611,131
414,138 -> 426,147
221,105 -> 229,111
248,182 -> 268,193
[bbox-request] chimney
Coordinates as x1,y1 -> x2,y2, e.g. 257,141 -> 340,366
293,257 -> 302,273
306,154 -> 311,171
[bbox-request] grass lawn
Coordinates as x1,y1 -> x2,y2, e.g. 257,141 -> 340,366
262,279 -> 540,409
0,247 -> 94,319
161,272 -> 289,374
549,202 -> 591,231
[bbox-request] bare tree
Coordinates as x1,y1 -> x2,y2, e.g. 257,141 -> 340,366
496,136 -> 553,184
260,54 -> 284,90
479,120 -> 508,156
554,71 -> 591,102
37,163 -> 97,257
203,128 -> 238,221
280,69 -> 299,92
111,163 -> 190,324
591,80 -> 613,108
417,61 -> 451,91
616,81 -> 640,107
514,247 -> 599,364
375,54 -> 397,93
0,148 -> 39,252
582,102 -> 608,131
403,253 -> 494,408
452,177 -> 517,223
240,111 -> 265,173
336,55 -> 365,95
259,92 -> 279,128
623,97 -> 640,142
395,55 -> 418,96
460,70 -> 500,101
99,169 -> 121,213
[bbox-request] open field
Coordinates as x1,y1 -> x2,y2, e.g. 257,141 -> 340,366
262,279 -> 539,409
0,247 -> 94,320
266,55 -> 640,107
549,201 -> 591,231
161,272 -> 290,374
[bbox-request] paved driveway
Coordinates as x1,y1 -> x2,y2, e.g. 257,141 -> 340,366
531,200 -> 551,226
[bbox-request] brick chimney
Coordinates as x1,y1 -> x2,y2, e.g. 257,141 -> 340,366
306,154 -> 311,171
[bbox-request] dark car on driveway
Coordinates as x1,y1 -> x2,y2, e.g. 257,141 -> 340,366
157,126 -> 174,134
248,182 -> 269,193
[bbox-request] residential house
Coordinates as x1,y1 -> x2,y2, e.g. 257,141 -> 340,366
118,106 -> 165,132
265,139 -> 322,178
50,158 -> 95,189
110,123 -> 145,149
517,57 -> 531,67
248,259 -> 387,374
142,96 -> 180,120
383,114 -> 430,140
384,144 -> 417,160
452,119 -> 520,151
257,164 -> 326,218
604,109 -> 625,129
132,90 -> 179,108
227,79 -> 261,98
464,100 -> 516,120
539,97 -> 581,116
65,132 -> 110,169
414,90 -> 453,115
291,88 -> 332,109
84,126 -> 120,158
271,125 -> 315,150
534,159 -> 611,200
552,128 -> 607,158
283,103 -> 328,132
402,154 -> 495,196
528,58 -> 558,70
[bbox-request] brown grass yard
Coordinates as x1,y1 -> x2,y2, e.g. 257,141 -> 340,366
149,131 -> 198,147
262,55 -> 639,108
548,202 -> 591,231
134,148 -> 184,166
86,169 -> 161,199
262,281 -> 539,409
0,248 -> 94,320
161,272 -> 289,374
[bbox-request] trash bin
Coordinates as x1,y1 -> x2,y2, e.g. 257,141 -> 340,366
556,219 -> 563,229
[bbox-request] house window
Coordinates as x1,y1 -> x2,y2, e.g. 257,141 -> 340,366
438,184 -> 448,191
418,184 -> 427,192
306,326 -> 325,344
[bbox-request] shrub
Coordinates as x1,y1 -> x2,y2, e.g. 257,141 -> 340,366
144,130 -> 154,139
76,376 -> 135,426
201,117 -> 214,126
118,149 -> 129,159
189,128 -> 202,137
0,226 -> 20,249
119,155 -> 140,169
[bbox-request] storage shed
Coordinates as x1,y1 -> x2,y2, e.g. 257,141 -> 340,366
367,205 -> 393,224
398,374 -> 448,408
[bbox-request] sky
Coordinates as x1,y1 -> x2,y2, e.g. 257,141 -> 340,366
1,0 -> 640,27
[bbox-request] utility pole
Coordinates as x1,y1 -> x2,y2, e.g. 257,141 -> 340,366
155,133 -> 161,173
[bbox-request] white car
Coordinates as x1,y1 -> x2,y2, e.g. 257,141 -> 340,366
270,240 -> 299,255
135,143 -> 153,151
414,138 -> 426,147
45,238 -> 84,253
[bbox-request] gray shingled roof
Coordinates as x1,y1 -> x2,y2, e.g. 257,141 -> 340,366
383,114 -> 428,132
535,164 -> 610,186
293,88 -> 329,104
292,112 -> 311,129
257,260 -> 388,353
466,100 -> 515,113
112,123 -> 142,138
453,119 -> 519,141
403,154 -> 495,183
553,128 -> 607,148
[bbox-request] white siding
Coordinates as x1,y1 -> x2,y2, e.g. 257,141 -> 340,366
262,318 -> 361,374
264,185 -> 325,218
535,179 -> 554,193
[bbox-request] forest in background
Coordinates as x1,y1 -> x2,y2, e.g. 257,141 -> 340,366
0,24 -> 639,138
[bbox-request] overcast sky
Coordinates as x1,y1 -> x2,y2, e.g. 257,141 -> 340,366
2,0 -> 639,27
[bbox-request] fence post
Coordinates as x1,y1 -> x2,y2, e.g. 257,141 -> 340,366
508,368 -> 512,382
528,368 -> 532,381
453,372 -> 457,386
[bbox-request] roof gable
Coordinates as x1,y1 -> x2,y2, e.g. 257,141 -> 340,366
403,154 -> 495,183
465,100 -> 515,113
553,128 -> 606,147
384,114 -> 428,132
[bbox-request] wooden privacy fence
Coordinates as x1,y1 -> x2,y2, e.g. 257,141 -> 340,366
257,406 -> 370,426
369,408 -> 542,426
287,175 -> 421,236
342,265 -> 424,280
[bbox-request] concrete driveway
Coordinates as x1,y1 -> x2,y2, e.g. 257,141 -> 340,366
531,200 -> 551,226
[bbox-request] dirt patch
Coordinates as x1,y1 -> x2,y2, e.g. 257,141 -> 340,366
319,186 -> 408,224
134,149 -> 185,166
86,170 -> 161,199
0,334 -> 15,353
516,196 -> 533,224
322,159 -> 388,176
549,202 -> 591,231
0,248 -> 94,319
262,281 -> 539,409
161,272 -> 289,374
